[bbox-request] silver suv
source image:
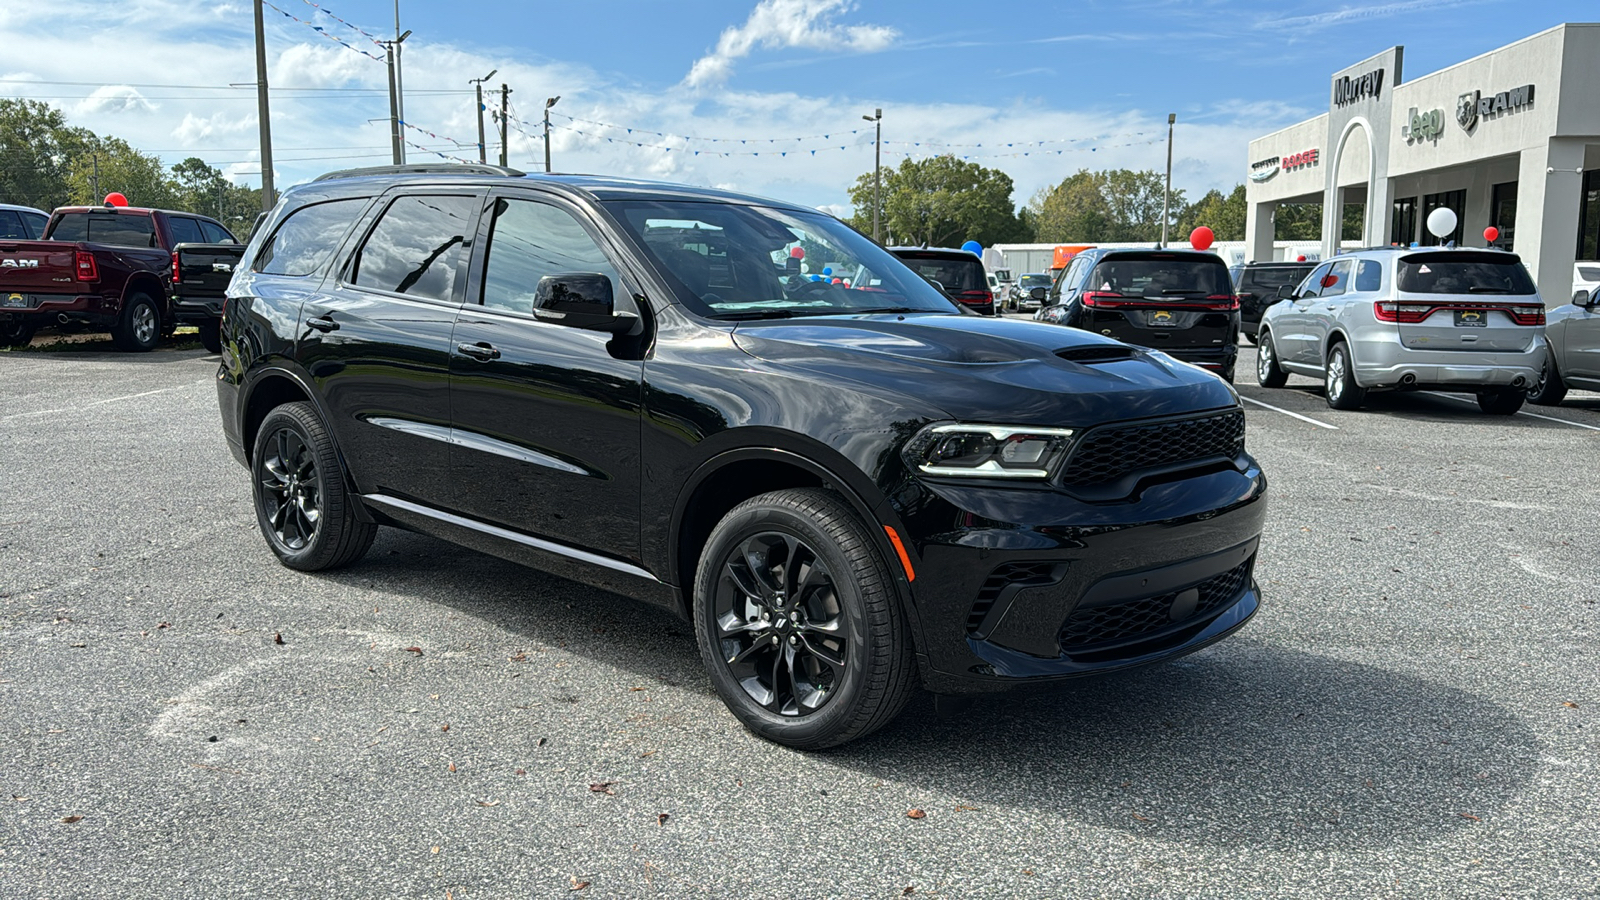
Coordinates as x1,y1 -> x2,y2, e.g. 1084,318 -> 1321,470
1255,247 -> 1547,414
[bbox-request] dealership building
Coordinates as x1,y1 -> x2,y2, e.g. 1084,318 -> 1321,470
1244,23 -> 1600,305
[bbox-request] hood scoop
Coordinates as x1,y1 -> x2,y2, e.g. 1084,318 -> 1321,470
1056,345 -> 1137,364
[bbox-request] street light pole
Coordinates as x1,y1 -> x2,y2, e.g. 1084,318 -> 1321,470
862,108 -> 882,243
544,95 -> 560,173
470,69 -> 497,164
1162,112 -> 1175,247
498,84 -> 511,167
382,30 -> 411,165
252,0 -> 275,211
393,1 -> 405,162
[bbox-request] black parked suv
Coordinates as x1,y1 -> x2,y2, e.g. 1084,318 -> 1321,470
1037,248 -> 1241,381
888,247 -> 995,315
1230,261 -> 1315,343
217,166 -> 1267,748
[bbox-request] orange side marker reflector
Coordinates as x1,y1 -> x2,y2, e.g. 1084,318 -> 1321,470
883,525 -> 916,582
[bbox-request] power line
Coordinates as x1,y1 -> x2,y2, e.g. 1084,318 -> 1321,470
0,78 -> 469,94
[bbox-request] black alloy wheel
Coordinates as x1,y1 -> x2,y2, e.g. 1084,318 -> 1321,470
694,488 -> 915,750
251,402 -> 376,571
1527,358 -> 1568,407
112,292 -> 161,352
1255,330 -> 1287,388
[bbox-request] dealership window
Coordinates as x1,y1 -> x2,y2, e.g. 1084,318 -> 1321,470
1491,182 -> 1517,252
1391,197 -> 1417,246
1421,190 -> 1465,246
1578,170 -> 1600,261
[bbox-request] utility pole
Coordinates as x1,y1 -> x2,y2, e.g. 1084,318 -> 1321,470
498,84 -> 511,167
470,69 -> 496,164
253,0 -> 274,211
393,0 -> 405,163
382,32 -> 410,165
91,154 -> 100,201
862,108 -> 882,243
543,95 -> 560,173
1161,112 -> 1175,247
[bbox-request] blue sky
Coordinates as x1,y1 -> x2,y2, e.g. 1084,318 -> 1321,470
0,0 -> 1589,214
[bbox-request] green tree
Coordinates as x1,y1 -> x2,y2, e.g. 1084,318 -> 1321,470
1274,202 -> 1365,242
169,156 -> 261,236
0,99 -> 95,210
64,135 -> 180,209
1177,184 -> 1247,241
848,155 -> 1026,247
1027,170 -> 1111,243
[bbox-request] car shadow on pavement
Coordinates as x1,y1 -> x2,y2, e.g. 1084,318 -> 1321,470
326,530 -> 1540,854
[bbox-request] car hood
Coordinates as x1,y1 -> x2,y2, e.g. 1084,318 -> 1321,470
730,313 -> 1238,424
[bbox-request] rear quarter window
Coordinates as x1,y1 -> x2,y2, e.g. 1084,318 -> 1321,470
254,198 -> 368,277
1396,253 -> 1536,295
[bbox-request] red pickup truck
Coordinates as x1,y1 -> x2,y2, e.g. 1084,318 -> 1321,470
0,205 -> 238,351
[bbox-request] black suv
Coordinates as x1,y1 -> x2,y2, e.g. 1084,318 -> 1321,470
1037,248 -> 1241,381
1230,261 -> 1315,343
217,166 -> 1266,748
888,247 -> 995,315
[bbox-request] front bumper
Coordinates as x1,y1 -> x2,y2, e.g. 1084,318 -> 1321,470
896,460 -> 1268,693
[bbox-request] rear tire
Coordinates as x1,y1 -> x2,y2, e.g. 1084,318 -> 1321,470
693,488 -> 916,750
1255,330 -> 1288,388
2,317 -> 35,349
1477,389 -> 1526,416
1528,358 -> 1568,406
251,402 -> 376,571
111,292 -> 161,352
1324,342 -> 1365,410
197,319 -> 223,354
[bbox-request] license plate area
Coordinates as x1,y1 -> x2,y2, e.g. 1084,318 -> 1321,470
3,293 -> 33,309
1453,308 -> 1488,327
1147,309 -> 1179,327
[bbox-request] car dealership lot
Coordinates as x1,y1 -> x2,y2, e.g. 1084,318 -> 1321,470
2,346 -> 1596,898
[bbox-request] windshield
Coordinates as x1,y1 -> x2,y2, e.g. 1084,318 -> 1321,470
607,200 -> 959,319
1090,254 -> 1230,297
1019,274 -> 1051,289
1396,252 -> 1536,295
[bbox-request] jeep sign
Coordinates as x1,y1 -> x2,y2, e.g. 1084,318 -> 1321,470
1403,108 -> 1445,144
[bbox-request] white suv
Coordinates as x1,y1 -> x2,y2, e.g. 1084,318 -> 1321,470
1255,247 -> 1547,414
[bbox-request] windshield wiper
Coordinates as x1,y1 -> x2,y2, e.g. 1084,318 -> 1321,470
714,309 -> 800,320
842,306 -> 925,315
1466,286 -> 1512,294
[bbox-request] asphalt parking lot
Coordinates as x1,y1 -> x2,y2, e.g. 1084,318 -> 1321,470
2,342 -> 1597,898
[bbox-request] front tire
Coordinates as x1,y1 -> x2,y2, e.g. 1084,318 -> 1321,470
111,292 -> 161,352
1255,330 -> 1288,388
1324,342 -> 1365,410
693,488 -> 916,750
251,402 -> 376,571
1477,389 -> 1526,415
1528,358 -> 1568,406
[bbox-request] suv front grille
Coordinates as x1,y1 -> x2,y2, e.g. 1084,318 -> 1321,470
1060,409 -> 1245,488
1057,559 -> 1252,652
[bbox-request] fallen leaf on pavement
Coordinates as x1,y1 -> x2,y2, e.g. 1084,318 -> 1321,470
657,813 -> 669,826
404,646 -> 423,656
1132,813 -> 1153,822
1562,702 -> 1579,709
589,782 -> 617,796
431,846 -> 440,854
1459,813 -> 1481,821
11,796 -> 29,802
61,816 -> 82,823
570,877 -> 590,890
441,724 -> 450,732
955,805 -> 979,811
639,750 -> 657,759
903,887 -> 915,895
510,652 -> 527,662
448,762 -> 457,773
476,800 -> 500,807
515,768 -> 527,776
905,809 -> 926,819
272,633 -> 284,645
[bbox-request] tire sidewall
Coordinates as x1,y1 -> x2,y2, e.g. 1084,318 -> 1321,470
120,293 -> 161,351
693,498 -> 876,746
251,405 -> 335,567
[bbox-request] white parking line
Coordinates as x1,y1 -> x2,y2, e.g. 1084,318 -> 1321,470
1239,395 -> 1340,430
1424,391 -> 1600,431
0,382 -> 207,423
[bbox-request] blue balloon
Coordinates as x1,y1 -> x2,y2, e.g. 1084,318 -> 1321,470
810,274 -> 822,281
822,266 -> 833,276
961,240 -> 982,256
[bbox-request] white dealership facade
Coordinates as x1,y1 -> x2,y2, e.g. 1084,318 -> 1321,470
1244,23 -> 1600,305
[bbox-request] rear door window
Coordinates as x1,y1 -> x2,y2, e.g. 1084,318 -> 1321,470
1090,254 -> 1229,297
1320,261 -> 1352,297
254,198 -> 367,276
351,194 -> 478,302
21,212 -> 47,238
167,216 -> 204,245
200,220 -> 235,243
48,212 -> 158,248
1396,253 -> 1537,295
0,211 -> 26,239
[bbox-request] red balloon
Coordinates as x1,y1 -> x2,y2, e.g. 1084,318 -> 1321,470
1484,226 -> 1500,243
104,192 -> 128,207
1296,255 -> 1307,262
790,246 -> 805,259
1189,226 -> 1215,252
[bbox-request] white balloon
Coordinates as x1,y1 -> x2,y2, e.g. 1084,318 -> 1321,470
1426,206 -> 1458,239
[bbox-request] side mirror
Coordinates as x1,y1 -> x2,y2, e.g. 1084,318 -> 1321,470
533,272 -> 636,333
1574,289 -> 1592,308
1275,284 -> 1295,300
1030,287 -> 1047,302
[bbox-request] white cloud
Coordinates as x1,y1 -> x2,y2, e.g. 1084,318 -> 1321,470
685,0 -> 897,87
1258,0 -> 1484,32
73,85 -> 157,116
172,111 -> 257,144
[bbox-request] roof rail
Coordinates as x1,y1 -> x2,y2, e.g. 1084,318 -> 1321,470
312,163 -> 526,182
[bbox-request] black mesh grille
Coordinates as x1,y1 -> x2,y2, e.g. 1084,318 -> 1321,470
1061,409 -> 1245,488
968,562 -> 1062,633
1056,345 -> 1136,363
1058,559 -> 1252,652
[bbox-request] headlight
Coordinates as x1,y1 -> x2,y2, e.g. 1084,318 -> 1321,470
903,423 -> 1076,479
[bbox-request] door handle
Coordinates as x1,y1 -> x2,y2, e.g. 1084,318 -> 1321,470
304,315 -> 338,332
456,341 -> 500,361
